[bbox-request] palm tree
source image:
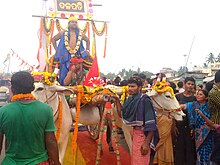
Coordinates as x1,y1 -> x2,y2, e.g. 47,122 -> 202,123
206,53 -> 216,64
216,53 -> 220,63
203,63 -> 208,68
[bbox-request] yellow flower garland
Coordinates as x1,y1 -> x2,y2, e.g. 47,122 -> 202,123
64,30 -> 83,57
32,72 -> 57,85
152,80 -> 175,98
77,86 -> 119,105
120,86 -> 128,105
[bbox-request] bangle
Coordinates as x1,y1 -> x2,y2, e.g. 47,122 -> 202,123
86,50 -> 90,52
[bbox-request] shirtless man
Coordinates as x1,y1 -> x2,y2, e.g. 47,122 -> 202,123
51,16 -> 90,85
52,17 -> 90,56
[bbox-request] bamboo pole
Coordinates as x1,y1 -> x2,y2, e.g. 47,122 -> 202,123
32,15 -> 110,23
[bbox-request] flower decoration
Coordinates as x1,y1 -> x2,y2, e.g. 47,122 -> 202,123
64,30 -> 83,57
87,77 -> 105,87
152,79 -> 175,98
32,72 -> 57,85
49,12 -> 56,18
88,15 -> 93,20
12,94 -> 36,102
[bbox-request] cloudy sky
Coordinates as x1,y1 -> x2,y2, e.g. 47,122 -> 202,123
0,0 -> 220,74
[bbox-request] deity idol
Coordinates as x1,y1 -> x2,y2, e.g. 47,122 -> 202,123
52,16 -> 90,85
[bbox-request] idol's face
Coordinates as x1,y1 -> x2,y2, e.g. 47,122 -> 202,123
68,20 -> 78,29
128,83 -> 141,95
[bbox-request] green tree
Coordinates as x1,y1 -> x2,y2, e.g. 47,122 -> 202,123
178,66 -> 188,75
203,63 -> 208,68
206,53 -> 216,64
216,53 -> 220,62
100,68 -> 153,80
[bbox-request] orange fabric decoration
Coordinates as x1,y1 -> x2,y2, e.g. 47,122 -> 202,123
88,22 -> 90,48
56,100 -> 63,141
39,18 -> 43,48
103,23 -> 108,58
49,55 -> 54,73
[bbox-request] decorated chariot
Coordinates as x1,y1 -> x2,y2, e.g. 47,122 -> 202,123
31,1 -> 185,164
32,0 -> 124,164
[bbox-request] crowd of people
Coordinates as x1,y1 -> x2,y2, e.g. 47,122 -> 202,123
103,72 -> 219,165
0,70 -> 219,165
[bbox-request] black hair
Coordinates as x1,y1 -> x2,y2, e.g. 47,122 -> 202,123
169,81 -> 178,94
11,71 -> 34,94
120,80 -> 128,86
198,89 -> 209,98
177,81 -> 183,88
146,78 -> 151,83
132,73 -> 139,77
205,81 -> 214,92
102,77 -> 107,83
184,77 -> 195,84
198,84 -> 203,89
215,70 -> 220,83
139,73 -> 146,80
127,76 -> 143,87
114,76 -> 121,86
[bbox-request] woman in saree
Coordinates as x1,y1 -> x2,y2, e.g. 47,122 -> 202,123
181,89 -> 213,165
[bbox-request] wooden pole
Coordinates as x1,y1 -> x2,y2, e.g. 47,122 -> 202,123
32,15 -> 109,23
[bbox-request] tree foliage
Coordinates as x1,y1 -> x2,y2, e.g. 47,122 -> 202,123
216,53 -> 220,63
100,68 -> 154,80
206,53 -> 216,64
177,66 -> 188,75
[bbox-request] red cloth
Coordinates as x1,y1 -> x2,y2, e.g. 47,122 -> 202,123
105,102 -> 112,109
37,160 -> 49,165
131,129 -> 150,165
70,58 -> 83,64
83,55 -> 100,86
37,159 -> 54,165
69,58 -> 83,69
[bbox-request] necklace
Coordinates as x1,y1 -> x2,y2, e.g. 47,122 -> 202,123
64,29 -> 83,57
11,94 -> 36,102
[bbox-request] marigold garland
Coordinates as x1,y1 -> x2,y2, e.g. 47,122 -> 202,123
80,86 -> 119,105
120,86 -> 128,105
11,94 -> 36,102
152,80 -> 175,98
56,19 -> 66,32
55,19 -> 89,33
64,30 -> 83,57
96,104 -> 121,165
42,18 -> 55,36
72,85 -> 83,153
91,21 -> 106,36
56,100 -> 63,141
32,72 -> 57,85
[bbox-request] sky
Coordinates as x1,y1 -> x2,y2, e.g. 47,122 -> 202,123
1,0 -> 220,74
